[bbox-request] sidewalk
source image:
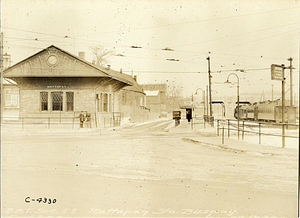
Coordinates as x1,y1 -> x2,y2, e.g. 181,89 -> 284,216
169,119 -> 297,157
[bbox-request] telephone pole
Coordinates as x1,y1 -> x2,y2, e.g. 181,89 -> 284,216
207,57 -> 212,117
281,64 -> 285,148
287,57 -> 293,106
1,32 -> 4,124
271,84 -> 274,101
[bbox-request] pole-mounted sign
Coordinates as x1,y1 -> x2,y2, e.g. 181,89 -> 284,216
271,63 -> 286,148
271,64 -> 284,81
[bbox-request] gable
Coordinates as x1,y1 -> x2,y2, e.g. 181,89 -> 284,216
4,46 -> 110,78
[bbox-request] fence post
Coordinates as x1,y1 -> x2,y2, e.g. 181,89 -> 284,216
228,120 -> 230,138
95,113 -> 97,128
22,117 -> 24,130
222,127 -> 225,144
282,123 -> 285,148
242,121 -> 245,140
48,118 -> 50,129
259,123 -> 261,144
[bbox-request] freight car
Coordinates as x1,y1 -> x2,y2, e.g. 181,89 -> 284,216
234,100 -> 297,123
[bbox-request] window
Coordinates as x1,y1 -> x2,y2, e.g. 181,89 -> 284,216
103,93 -> 108,112
66,92 -> 74,111
109,94 -> 112,112
51,92 -> 63,111
40,92 -> 48,111
122,92 -> 126,105
96,93 -> 102,112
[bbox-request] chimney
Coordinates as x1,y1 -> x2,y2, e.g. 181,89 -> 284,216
78,52 -> 85,60
3,53 -> 11,70
120,68 -> 122,73
107,65 -> 111,70
134,75 -> 137,81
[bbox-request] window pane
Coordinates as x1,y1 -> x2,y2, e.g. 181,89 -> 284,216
41,92 -> 48,111
52,92 -> 63,111
66,92 -> 74,111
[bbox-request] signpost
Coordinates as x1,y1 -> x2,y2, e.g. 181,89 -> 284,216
271,64 -> 284,81
271,64 -> 285,148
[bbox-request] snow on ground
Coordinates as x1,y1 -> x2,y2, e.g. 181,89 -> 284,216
1,118 -> 299,217
193,119 -> 299,149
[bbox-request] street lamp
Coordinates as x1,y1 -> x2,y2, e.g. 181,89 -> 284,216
225,73 -> 240,140
195,88 -> 205,118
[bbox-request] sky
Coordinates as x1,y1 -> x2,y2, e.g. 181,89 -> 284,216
1,0 -> 300,101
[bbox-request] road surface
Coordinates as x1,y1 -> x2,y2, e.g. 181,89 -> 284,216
1,119 -> 298,217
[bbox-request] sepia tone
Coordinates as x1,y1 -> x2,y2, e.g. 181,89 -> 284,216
1,1 -> 299,218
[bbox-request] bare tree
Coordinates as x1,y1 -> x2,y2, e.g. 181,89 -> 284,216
89,45 -> 115,67
166,84 -> 184,111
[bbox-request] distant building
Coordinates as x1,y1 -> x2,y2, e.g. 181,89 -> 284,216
118,75 -> 150,123
141,84 -> 167,119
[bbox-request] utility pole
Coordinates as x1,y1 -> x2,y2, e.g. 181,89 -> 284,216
207,57 -> 212,117
287,57 -> 293,106
271,84 -> 274,101
206,85 -> 208,116
281,64 -> 285,148
1,32 -> 4,124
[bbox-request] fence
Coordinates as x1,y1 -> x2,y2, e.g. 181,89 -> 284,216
2,114 -> 122,130
2,116 -> 82,129
191,115 -> 216,129
191,116 -> 205,129
216,119 -> 299,148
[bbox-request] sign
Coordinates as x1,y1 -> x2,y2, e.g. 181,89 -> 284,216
46,85 -> 67,89
172,111 -> 181,119
184,101 -> 193,106
271,64 -> 284,81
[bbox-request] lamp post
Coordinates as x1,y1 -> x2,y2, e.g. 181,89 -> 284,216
195,88 -> 205,118
225,73 -> 240,140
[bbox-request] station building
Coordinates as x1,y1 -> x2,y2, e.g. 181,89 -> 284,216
3,45 -> 135,127
118,75 -> 149,123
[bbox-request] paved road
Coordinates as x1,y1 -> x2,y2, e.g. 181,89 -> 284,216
1,119 -> 298,217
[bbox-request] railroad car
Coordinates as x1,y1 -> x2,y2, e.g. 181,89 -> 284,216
234,100 -> 297,124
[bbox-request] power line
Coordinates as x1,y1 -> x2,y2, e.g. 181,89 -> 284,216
75,6 -> 300,37
0,26 -> 65,38
174,21 -> 300,49
211,27 -> 300,53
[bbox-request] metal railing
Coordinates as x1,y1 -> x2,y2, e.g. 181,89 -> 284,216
216,119 -> 299,148
2,116 -> 83,129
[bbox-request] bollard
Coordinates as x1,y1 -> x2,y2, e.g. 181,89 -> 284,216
259,123 -> 261,144
222,127 -> 225,144
228,120 -> 230,138
282,123 -> 285,148
242,121 -> 245,140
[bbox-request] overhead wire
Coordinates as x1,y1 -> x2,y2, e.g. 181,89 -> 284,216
74,6 -> 300,37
